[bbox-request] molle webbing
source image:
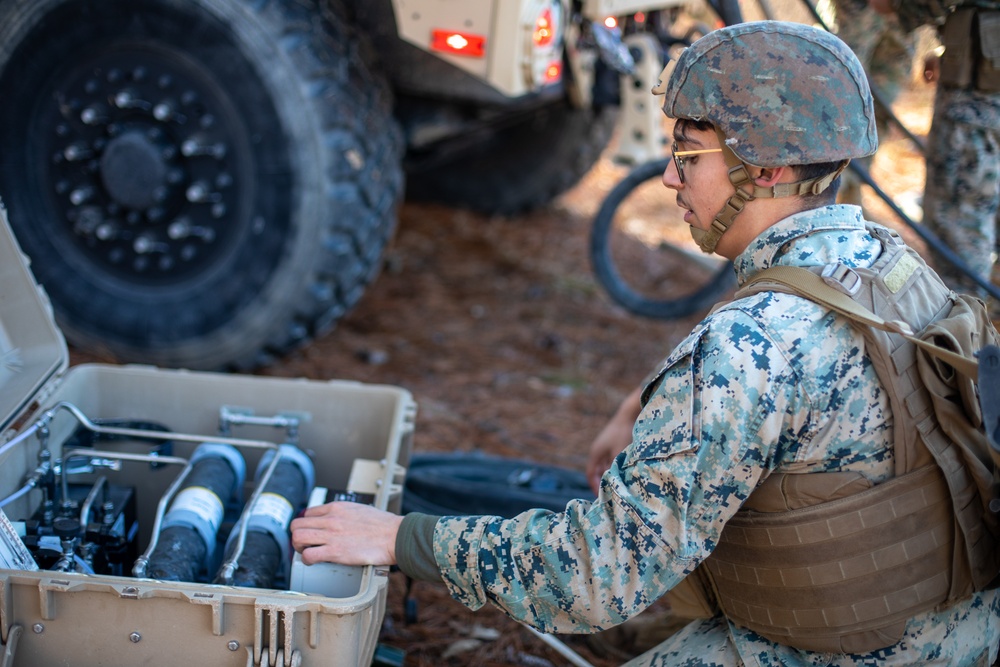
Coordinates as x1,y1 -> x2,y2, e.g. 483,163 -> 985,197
680,225 -> 1000,653
704,465 -> 954,654
939,8 -> 1000,93
739,232 -> 1000,598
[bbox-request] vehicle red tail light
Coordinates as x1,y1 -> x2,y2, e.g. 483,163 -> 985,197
534,8 -> 555,47
430,29 -> 486,58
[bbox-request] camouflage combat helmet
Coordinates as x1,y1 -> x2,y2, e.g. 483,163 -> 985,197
652,21 -> 878,253
658,21 -> 877,166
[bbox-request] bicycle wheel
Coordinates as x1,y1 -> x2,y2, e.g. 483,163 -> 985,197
589,157 -> 736,320
708,0 -> 750,24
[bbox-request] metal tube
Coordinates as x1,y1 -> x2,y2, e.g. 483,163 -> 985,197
132,462 -> 195,579
214,451 -> 282,585
79,476 -> 108,530
60,448 -> 190,515
50,402 -> 281,451
0,483 -> 33,509
0,421 -> 42,462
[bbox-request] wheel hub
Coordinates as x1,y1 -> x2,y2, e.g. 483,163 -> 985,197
100,130 -> 168,211
39,49 -> 244,284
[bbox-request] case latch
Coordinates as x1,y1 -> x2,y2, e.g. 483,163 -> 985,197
0,624 -> 22,667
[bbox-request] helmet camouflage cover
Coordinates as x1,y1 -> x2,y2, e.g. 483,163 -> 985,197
658,21 -> 878,167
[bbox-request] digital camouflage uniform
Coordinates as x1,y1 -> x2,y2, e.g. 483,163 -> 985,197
923,87 -> 1000,297
429,206 -> 1000,666
895,0 -> 1000,298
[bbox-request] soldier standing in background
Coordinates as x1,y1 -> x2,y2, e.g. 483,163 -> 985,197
871,0 -> 1000,302
833,0 -> 917,207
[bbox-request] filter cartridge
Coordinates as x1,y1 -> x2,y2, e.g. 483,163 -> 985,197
146,443 -> 245,582
215,444 -> 314,588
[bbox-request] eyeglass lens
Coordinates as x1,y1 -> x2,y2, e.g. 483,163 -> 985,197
671,142 -> 686,183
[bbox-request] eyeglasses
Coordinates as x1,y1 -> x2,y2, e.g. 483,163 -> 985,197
671,143 -> 723,183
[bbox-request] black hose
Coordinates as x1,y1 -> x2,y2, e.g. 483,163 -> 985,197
401,453 -> 594,519
589,157 -> 736,320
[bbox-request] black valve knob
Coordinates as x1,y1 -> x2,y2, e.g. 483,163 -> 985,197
53,517 -> 80,541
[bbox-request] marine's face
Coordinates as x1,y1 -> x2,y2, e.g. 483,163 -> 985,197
661,123 -> 733,254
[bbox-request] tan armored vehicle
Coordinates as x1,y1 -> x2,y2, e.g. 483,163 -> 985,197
0,0 -> 737,371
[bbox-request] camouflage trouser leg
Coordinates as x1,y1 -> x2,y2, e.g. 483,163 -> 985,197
834,0 -> 914,206
833,0 -> 914,206
832,0 -> 914,140
621,616 -> 742,667
922,88 -> 1000,297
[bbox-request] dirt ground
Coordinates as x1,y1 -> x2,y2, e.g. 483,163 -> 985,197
66,75 -> 936,667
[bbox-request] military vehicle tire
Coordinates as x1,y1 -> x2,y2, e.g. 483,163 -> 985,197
0,0 -> 403,371
404,101 -> 617,216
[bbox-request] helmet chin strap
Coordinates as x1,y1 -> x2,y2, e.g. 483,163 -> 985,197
691,127 -> 850,254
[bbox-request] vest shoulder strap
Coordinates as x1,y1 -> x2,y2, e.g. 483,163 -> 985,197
738,264 -> 979,380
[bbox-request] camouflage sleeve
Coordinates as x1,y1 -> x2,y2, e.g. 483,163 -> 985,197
430,307 -> 817,633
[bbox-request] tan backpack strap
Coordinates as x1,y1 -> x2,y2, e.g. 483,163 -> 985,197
741,265 -> 980,381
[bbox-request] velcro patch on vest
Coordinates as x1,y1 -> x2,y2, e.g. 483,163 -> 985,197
884,254 -> 919,293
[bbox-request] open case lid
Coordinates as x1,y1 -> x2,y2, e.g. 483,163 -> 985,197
0,203 -> 68,434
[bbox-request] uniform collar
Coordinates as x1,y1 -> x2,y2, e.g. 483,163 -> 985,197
733,205 -> 873,286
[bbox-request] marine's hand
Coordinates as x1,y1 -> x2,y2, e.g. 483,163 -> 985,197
586,386 -> 643,494
291,501 -> 403,566
586,415 -> 632,494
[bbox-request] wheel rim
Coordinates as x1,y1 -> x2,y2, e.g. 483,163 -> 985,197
33,45 -> 251,287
